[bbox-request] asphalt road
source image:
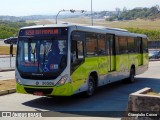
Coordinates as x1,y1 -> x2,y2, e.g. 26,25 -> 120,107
0,61 -> 160,120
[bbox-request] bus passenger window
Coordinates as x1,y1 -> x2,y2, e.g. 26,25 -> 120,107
98,34 -> 106,55
143,38 -> 148,53
77,41 -> 84,59
119,36 -> 128,54
86,33 -> 98,57
128,37 -> 135,53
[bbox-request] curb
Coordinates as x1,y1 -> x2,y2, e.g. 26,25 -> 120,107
0,68 -> 15,72
0,88 -> 16,96
149,59 -> 160,62
0,55 -> 16,58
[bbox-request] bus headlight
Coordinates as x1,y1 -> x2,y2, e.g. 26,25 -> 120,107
56,75 -> 68,86
16,78 -> 22,84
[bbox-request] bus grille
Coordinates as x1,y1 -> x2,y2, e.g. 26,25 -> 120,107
21,73 -> 58,80
24,88 -> 53,95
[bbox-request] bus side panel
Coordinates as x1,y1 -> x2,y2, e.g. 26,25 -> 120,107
136,52 -> 149,75
98,56 -> 108,75
114,54 -> 129,82
111,55 -> 116,71
71,57 -> 99,93
137,52 -> 148,66
128,53 -> 139,69
116,54 -> 129,72
71,64 -> 87,93
138,53 -> 143,66
143,53 -> 149,65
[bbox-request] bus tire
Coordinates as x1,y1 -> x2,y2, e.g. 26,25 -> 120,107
84,76 -> 95,97
128,67 -> 135,83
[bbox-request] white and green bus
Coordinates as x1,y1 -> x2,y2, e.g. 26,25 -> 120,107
15,24 -> 148,96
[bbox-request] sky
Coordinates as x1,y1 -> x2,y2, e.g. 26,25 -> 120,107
0,0 -> 159,16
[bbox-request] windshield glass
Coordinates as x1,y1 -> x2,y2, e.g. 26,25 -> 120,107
17,38 -> 67,74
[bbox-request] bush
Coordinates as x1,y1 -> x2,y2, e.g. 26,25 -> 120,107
126,28 -> 160,41
0,20 -> 35,39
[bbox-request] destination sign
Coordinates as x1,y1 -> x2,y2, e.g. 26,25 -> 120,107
24,29 -> 59,36
19,28 -> 68,37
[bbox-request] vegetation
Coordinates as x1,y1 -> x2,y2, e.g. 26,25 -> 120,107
0,20 -> 35,39
147,92 -> 160,96
1,5 -> 160,41
126,28 -> 160,41
62,18 -> 160,41
106,5 -> 160,21
0,46 -> 16,55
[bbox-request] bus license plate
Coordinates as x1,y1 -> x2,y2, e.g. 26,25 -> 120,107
33,92 -> 44,96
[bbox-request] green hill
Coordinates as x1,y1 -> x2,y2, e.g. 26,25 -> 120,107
106,5 -> 160,21
0,20 -> 35,39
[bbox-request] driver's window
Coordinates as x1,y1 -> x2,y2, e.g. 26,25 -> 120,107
71,31 -> 85,62
71,40 -> 84,63
77,41 -> 84,59
71,31 -> 85,72
71,40 -> 77,63
71,41 -> 84,62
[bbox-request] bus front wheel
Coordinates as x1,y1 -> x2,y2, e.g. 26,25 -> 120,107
84,76 -> 95,97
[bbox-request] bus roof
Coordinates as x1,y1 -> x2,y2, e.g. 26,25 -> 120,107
20,24 -> 72,29
20,24 -> 147,38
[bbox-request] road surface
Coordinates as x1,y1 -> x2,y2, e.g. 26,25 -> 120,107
0,61 -> 160,120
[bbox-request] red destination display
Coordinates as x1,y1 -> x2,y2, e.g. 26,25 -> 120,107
25,29 -> 59,36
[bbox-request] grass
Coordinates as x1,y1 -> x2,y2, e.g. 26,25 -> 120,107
0,46 -> 16,55
147,92 -> 160,96
28,18 -> 160,30
62,18 -> 160,30
0,79 -> 16,91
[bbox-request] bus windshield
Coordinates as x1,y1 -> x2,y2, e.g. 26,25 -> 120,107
17,38 -> 67,75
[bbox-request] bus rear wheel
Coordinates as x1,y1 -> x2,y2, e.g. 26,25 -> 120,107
84,76 -> 95,97
128,67 -> 135,83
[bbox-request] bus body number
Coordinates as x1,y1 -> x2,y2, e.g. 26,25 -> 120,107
42,82 -> 54,86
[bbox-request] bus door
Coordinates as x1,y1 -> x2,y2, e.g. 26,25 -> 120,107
71,31 -> 85,92
106,34 -> 116,72
137,37 -> 143,66
71,31 -> 85,71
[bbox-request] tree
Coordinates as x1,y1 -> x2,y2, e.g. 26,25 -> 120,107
123,7 -> 127,12
115,8 -> 121,17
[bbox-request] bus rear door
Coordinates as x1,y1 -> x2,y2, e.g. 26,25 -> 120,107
106,34 -> 116,72
137,37 -> 143,66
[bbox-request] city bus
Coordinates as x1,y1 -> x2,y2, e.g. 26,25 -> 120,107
15,24 -> 148,96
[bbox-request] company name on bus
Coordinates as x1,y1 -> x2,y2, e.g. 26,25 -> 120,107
25,29 -> 59,36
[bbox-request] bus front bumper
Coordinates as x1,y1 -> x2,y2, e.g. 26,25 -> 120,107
16,83 -> 73,96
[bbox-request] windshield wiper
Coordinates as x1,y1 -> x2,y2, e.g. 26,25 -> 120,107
43,46 -> 46,72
